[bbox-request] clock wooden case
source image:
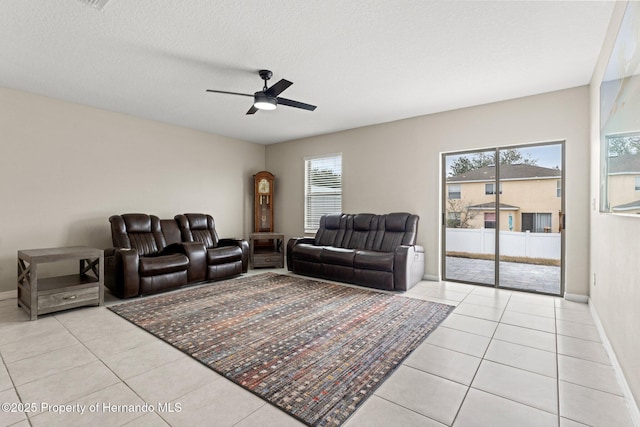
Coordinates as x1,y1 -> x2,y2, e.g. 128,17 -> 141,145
254,171 -> 274,233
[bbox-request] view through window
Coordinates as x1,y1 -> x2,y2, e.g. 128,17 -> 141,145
304,153 -> 342,232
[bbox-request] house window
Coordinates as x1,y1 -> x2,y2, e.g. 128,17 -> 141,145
522,213 -> 552,233
485,183 -> 502,195
557,180 -> 562,197
484,212 -> 496,229
636,176 -> 640,191
448,184 -> 461,199
304,153 -> 342,232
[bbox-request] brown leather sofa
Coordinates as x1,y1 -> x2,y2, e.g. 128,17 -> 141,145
105,213 -> 248,298
287,212 -> 425,291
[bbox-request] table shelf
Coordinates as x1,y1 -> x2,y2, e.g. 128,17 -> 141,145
250,233 -> 284,268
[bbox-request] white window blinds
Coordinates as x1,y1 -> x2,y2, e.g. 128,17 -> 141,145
304,154 -> 342,232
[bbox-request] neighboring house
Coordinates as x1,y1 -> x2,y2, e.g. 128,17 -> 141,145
446,164 -> 562,232
607,154 -> 640,214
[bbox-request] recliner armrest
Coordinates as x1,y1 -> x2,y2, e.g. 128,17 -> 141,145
218,238 -> 250,272
105,247 -> 141,298
218,238 -> 245,247
179,242 -> 207,283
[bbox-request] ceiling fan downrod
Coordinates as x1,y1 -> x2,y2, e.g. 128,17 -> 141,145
259,69 -> 272,91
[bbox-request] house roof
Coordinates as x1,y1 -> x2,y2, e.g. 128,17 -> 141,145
468,202 -> 520,211
607,155 -> 640,174
447,164 -> 561,183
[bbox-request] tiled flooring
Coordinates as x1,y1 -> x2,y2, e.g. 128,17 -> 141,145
0,270 -> 636,427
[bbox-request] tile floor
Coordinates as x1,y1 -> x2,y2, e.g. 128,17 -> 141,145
0,270 -> 636,427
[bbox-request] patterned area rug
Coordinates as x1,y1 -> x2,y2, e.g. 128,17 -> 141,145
108,273 -> 454,426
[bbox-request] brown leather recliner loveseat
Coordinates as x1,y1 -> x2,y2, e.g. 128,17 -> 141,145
105,213 -> 248,298
287,212 -> 425,291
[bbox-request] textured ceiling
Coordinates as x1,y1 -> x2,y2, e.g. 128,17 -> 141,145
0,1 -> 615,144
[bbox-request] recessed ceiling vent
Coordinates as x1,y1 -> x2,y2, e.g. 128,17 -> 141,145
76,0 -> 111,10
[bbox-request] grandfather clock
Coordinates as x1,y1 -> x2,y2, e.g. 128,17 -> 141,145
254,171 -> 274,233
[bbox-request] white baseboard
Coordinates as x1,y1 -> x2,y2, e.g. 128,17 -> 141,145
0,289 -> 16,301
564,292 -> 589,303
589,298 -> 640,426
422,274 -> 439,282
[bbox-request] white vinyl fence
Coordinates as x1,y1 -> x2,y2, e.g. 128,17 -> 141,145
446,228 -> 561,260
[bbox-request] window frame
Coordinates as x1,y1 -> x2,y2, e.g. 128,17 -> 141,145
448,184 -> 461,199
484,212 -> 496,229
304,153 -> 343,233
485,183 -> 502,195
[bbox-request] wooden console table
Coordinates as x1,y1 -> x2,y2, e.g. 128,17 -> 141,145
250,232 -> 284,268
17,246 -> 104,320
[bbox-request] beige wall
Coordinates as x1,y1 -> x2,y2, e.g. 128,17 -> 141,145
266,86 -> 590,292
590,1 -> 640,409
0,87 -> 265,293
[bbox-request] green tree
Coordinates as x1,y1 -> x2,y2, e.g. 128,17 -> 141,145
449,149 -> 537,176
607,135 -> 640,156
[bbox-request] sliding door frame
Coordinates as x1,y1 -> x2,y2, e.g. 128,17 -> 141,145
441,140 -> 565,296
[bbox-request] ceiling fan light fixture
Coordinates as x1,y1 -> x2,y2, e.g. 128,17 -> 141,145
254,92 -> 277,110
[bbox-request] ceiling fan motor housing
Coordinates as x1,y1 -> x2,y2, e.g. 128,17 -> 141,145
254,91 -> 277,110
258,70 -> 273,81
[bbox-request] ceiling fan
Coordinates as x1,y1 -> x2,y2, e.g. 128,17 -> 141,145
206,70 -> 317,115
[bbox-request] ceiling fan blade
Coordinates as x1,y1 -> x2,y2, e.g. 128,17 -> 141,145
265,79 -> 293,97
246,105 -> 259,115
206,89 -> 253,98
277,97 -> 317,111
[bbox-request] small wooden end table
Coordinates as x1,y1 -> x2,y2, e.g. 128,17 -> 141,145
250,232 -> 284,268
17,246 -> 104,320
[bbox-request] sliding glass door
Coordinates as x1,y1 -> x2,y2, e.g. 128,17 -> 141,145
442,142 -> 564,295
443,149 -> 496,286
496,143 -> 563,294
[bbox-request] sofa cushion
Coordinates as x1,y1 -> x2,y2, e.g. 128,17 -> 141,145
376,213 -> 419,252
314,214 -> 345,247
207,246 -> 243,265
321,247 -> 355,266
176,213 -> 219,249
139,253 -> 189,276
161,219 -> 182,246
292,244 -> 324,262
354,250 -> 394,272
110,214 -> 167,256
345,214 -> 376,249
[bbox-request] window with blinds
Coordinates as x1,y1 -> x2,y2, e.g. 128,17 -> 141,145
304,153 -> 342,232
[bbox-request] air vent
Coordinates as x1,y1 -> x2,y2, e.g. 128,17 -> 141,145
76,0 -> 111,10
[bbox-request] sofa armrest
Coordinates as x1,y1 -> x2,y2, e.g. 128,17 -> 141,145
286,237 -> 314,270
180,242 -> 207,283
105,247 -> 141,298
393,245 -> 425,291
219,238 -> 250,273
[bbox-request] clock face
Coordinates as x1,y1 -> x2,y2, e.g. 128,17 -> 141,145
258,178 -> 270,194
